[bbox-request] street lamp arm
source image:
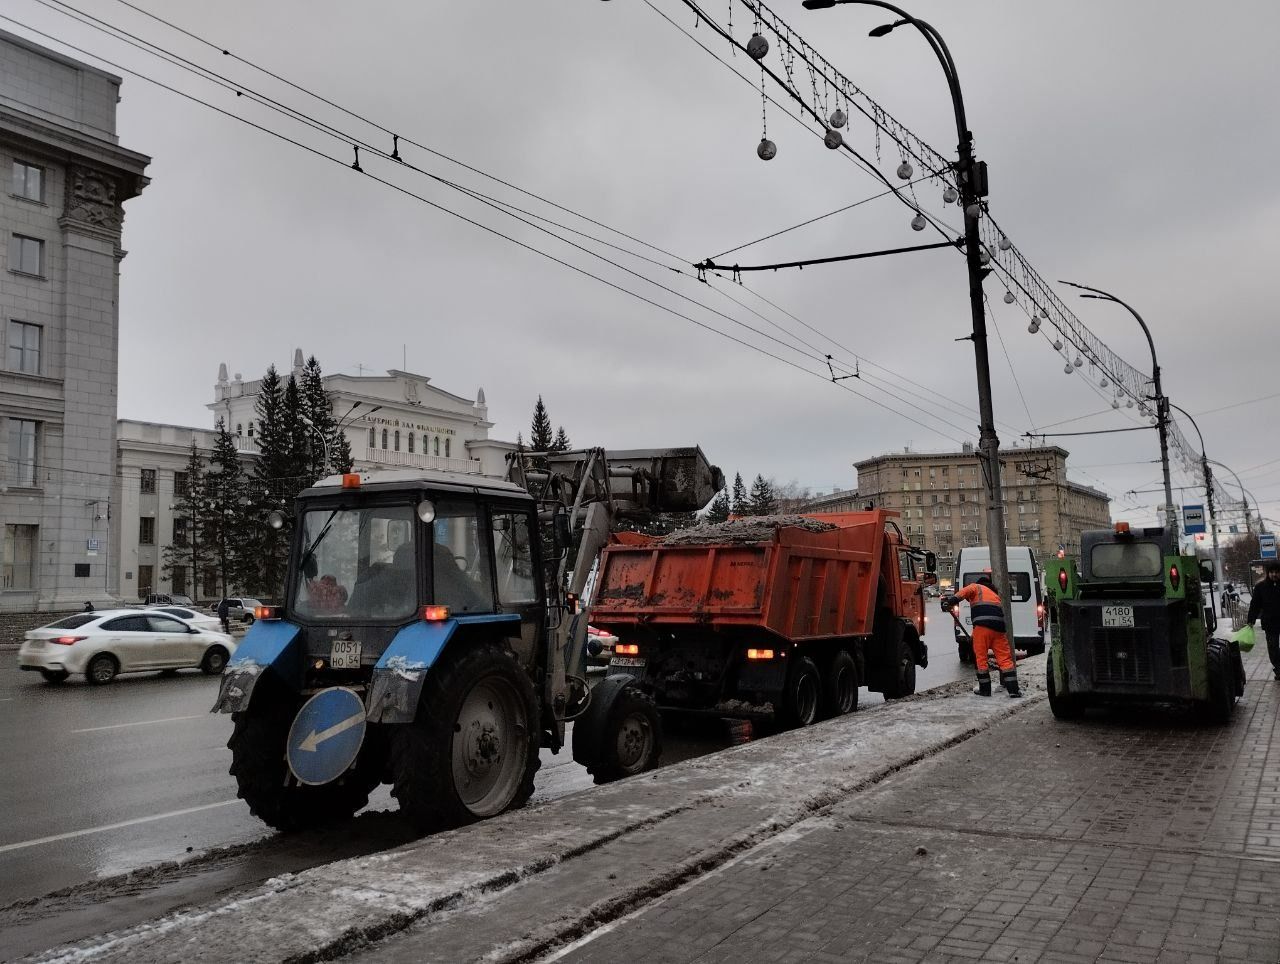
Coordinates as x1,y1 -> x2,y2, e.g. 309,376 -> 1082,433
1168,402 -> 1205,454
1060,280 -> 1159,376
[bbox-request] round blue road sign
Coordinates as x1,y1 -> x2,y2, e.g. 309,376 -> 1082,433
286,686 -> 367,786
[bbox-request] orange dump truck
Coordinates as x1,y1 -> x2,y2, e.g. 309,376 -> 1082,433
589,511 -> 935,728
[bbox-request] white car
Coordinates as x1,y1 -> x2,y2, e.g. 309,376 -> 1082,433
149,605 -> 223,633
18,609 -> 236,685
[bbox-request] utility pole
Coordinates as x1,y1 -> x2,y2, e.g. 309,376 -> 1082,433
1170,403 -> 1216,613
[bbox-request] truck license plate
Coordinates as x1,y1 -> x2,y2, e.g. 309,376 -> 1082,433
610,657 -> 646,668
330,639 -> 362,669
1102,606 -> 1135,628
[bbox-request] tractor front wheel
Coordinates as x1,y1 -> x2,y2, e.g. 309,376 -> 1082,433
1046,661 -> 1085,721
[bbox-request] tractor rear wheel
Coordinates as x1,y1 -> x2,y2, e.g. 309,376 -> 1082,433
228,697 -> 383,832
1046,662 -> 1085,720
390,641 -> 539,833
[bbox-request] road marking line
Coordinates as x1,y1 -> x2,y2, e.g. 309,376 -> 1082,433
0,800 -> 240,855
71,714 -> 207,733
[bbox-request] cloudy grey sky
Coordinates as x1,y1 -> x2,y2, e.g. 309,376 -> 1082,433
11,0 -> 1280,526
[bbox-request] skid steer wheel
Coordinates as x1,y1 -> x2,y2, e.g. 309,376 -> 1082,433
821,650 -> 858,719
588,685 -> 663,785
1046,662 -> 1085,720
777,655 -> 822,728
228,694 -> 384,832
1201,640 -> 1235,725
390,640 -> 540,833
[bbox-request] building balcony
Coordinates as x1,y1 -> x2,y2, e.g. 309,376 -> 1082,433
353,447 -> 481,474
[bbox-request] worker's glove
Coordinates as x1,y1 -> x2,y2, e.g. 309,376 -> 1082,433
941,595 -> 959,611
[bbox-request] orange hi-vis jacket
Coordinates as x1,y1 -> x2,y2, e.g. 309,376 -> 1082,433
955,582 -> 1006,632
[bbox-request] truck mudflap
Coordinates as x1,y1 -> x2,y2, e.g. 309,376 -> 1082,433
212,620 -> 303,713
366,613 -> 522,724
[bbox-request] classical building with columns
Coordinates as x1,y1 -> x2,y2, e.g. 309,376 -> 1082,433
0,30 -> 150,613
108,354 -> 514,602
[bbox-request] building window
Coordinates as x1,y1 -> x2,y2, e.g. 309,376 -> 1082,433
434,437 -> 440,457
12,161 -> 44,202
394,430 -> 400,452
381,429 -> 388,450
445,438 -> 451,458
171,566 -> 187,595
7,320 -> 41,374
9,235 -> 44,276
247,421 -> 254,438
139,516 -> 156,545
173,517 -> 188,546
407,432 -> 414,454
140,469 -> 156,494
368,427 -> 376,448
8,419 -> 36,487
138,564 -> 154,598
2,524 -> 37,589
236,423 -> 243,436
174,471 -> 189,497
202,567 -> 218,599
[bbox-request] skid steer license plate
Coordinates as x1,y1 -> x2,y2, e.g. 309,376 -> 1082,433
610,657 -> 646,668
1102,605 -> 1135,628
330,639 -> 362,669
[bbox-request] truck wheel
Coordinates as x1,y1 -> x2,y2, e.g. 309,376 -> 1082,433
228,701 -> 383,832
882,631 -> 917,700
390,640 -> 540,832
589,685 -> 663,784
1046,663 -> 1085,720
821,650 -> 858,718
778,656 -> 821,728
1201,641 -> 1235,725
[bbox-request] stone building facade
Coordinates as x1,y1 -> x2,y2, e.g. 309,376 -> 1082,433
854,443 -> 1112,583
0,30 -> 149,613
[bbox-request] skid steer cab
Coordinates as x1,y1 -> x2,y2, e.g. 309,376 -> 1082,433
212,469 -> 628,833
1043,522 -> 1244,724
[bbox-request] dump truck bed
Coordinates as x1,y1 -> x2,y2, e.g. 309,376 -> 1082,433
591,512 -> 893,642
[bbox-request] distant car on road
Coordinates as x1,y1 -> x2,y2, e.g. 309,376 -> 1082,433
212,597 -> 264,624
145,592 -> 197,608
17,610 -> 236,685
150,605 -> 223,634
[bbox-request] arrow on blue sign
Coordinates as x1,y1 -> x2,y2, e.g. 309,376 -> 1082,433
287,687 -> 367,786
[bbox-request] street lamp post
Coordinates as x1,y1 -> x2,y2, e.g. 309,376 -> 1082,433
802,0 -> 1018,646
1207,459 -> 1257,538
1170,403 -> 1217,613
1060,281 -> 1176,540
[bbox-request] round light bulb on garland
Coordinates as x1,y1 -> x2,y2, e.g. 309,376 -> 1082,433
1149,416 -> 1158,426
1003,291 -> 1016,304
1027,318 -> 1040,334
1100,376 -> 1109,388
1064,362 -> 1074,375
965,202 -> 982,219
824,128 -> 843,150
757,138 -> 777,161
1112,399 -> 1120,409
998,234 -> 1012,251
910,212 -> 927,231
978,246 -> 991,266
1052,337 -> 1063,351
896,160 -> 913,180
746,33 -> 769,60
1126,398 -> 1135,409
1073,355 -> 1083,368
829,107 -> 847,129
942,185 -> 959,204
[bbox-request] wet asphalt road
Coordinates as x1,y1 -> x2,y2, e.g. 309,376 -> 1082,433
0,601 -> 971,920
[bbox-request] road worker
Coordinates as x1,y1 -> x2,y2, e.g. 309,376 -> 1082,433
942,572 -> 1022,698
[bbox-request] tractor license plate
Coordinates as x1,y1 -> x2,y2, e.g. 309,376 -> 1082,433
1102,606 -> 1135,628
610,657 -> 646,668
330,639 -> 362,669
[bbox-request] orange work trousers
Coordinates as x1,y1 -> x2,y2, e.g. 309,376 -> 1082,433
972,626 -> 1015,673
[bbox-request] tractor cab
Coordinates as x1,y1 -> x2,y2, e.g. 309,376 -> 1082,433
1044,522 -> 1241,722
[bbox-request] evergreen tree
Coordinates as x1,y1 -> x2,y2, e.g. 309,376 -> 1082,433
530,396 -> 554,451
551,426 -> 571,453
748,475 -> 778,516
730,473 -> 748,515
705,489 -> 732,523
299,356 -> 349,477
161,443 -> 208,597
204,419 -> 251,597
250,365 -> 294,598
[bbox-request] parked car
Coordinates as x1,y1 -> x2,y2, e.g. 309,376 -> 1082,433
149,606 -> 223,634
17,609 -> 236,685
145,592 -> 196,607
212,597 -> 264,624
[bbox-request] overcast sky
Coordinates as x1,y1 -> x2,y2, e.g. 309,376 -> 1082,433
11,0 -> 1280,528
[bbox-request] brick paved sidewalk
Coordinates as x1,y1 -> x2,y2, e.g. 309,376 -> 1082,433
553,652 -> 1280,964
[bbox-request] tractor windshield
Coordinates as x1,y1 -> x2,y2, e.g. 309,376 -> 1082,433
1090,541 -> 1163,579
290,504 -> 417,620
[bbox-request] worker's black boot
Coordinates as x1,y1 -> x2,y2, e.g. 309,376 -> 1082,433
973,671 -> 992,697
1000,669 -> 1023,698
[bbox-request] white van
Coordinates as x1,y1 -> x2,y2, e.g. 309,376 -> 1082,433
951,546 -> 1045,660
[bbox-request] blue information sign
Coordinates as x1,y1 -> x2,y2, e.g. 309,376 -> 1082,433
1182,505 -> 1206,535
286,687 -> 367,786
1261,534 -> 1278,561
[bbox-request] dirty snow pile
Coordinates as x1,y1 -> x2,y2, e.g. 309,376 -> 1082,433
661,515 -> 837,545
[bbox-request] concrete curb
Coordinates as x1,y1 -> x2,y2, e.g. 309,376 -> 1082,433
29,659 -> 1048,964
